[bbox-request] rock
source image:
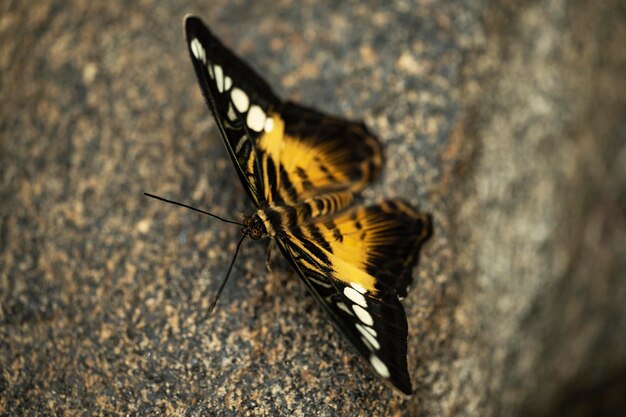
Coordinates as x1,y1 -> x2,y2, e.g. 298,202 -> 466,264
1,0 -> 624,415
447,1 -> 626,416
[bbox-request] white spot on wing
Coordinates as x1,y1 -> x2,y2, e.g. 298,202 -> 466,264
235,135 -> 247,153
224,76 -> 232,91
357,324 -> 380,350
231,88 -> 250,113
370,354 -> 390,378
227,103 -> 237,121
344,287 -> 367,308
214,65 -> 224,92
306,274 -> 332,288
352,304 -> 373,326
336,301 -> 353,316
361,335 -> 380,351
190,38 -> 205,63
190,38 -> 200,57
246,105 -> 266,132
357,322 -> 377,337
351,282 -> 367,294
264,117 -> 274,133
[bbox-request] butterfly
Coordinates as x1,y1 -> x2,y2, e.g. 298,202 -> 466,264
183,15 -> 432,395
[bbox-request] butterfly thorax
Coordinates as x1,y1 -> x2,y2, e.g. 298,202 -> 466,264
242,206 -> 296,241
242,203 -> 307,240
246,205 -> 290,239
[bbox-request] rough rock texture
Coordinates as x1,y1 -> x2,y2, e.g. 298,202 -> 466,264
1,0 -> 624,415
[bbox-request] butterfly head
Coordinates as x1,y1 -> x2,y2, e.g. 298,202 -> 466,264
242,214 -> 267,240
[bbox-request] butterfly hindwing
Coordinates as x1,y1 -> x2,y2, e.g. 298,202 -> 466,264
267,102 -> 384,201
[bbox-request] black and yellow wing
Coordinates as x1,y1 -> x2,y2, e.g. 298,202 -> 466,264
185,15 -> 432,395
185,16 -> 280,206
185,16 -> 382,207
276,200 -> 431,394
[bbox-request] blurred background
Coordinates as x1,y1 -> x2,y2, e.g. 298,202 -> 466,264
1,0 -> 624,415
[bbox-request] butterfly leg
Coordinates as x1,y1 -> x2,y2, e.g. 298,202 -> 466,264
265,239 -> 275,273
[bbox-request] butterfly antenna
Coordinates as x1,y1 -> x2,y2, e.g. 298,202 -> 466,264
144,192 -> 243,226
208,234 -> 246,314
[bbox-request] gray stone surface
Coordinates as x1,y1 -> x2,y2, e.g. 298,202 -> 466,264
1,0 -> 624,415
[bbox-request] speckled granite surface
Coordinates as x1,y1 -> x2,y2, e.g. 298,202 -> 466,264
1,0 -> 625,415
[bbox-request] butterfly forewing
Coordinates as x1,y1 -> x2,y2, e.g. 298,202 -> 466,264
186,16 -> 281,206
276,236 -> 413,394
276,200 -> 431,394
184,15 -> 432,395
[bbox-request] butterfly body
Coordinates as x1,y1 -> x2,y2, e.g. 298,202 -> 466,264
245,190 -> 355,241
184,15 -> 432,395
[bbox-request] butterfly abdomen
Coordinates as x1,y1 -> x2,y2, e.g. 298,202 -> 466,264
298,191 -> 354,222
256,190 -> 355,239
